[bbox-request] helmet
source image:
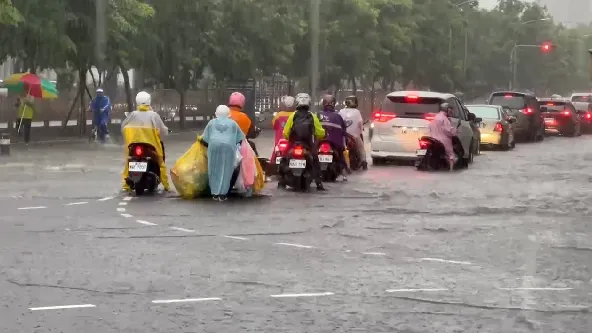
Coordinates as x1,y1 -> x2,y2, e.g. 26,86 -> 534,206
345,95 -> 358,108
295,93 -> 311,108
280,95 -> 296,111
96,88 -> 104,93
322,94 -> 336,108
135,91 -> 151,106
439,102 -> 452,113
228,92 -> 245,109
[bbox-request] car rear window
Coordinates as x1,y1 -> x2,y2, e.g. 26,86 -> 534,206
539,101 -> 566,112
381,96 -> 442,118
466,106 -> 499,119
490,93 -> 526,110
571,95 -> 592,102
572,102 -> 590,111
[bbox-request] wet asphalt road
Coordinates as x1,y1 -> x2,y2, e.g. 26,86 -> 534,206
0,131 -> 591,333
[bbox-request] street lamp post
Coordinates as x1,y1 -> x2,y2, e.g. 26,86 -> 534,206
508,18 -> 550,90
448,0 -> 474,64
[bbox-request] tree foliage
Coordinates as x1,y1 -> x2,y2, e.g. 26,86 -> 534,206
1,0 -> 590,108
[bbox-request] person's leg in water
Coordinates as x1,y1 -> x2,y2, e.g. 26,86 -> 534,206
310,142 -> 325,190
357,134 -> 368,170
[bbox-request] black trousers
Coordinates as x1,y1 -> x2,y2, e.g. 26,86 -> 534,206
17,118 -> 32,143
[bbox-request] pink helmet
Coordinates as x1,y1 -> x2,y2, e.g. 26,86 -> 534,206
228,92 -> 245,109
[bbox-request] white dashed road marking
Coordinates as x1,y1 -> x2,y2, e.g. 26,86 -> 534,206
98,196 -> 114,201
117,208 -> 126,212
120,213 -> 132,218
123,196 -> 133,201
363,252 -> 386,256
118,202 -> 128,206
18,206 -> 46,210
65,201 -> 88,206
386,288 -> 448,293
223,235 -> 248,240
137,220 -> 157,226
275,242 -> 314,249
170,227 -> 195,233
420,257 -> 473,265
29,304 -> 96,311
270,292 -> 334,298
152,298 -> 221,304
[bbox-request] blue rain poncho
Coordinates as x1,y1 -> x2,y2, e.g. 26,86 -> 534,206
202,105 -> 245,195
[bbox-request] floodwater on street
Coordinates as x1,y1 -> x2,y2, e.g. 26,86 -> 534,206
0,131 -> 591,333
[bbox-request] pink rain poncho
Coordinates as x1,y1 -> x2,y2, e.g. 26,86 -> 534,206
428,111 -> 458,160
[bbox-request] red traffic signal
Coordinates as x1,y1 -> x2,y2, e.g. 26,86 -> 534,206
541,42 -> 552,52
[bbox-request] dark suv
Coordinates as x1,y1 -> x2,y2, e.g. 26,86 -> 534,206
488,91 -> 544,142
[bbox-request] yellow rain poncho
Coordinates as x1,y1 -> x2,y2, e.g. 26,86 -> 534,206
121,106 -> 170,191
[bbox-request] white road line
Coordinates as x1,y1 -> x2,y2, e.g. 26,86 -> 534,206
18,206 -> 46,210
270,292 -> 334,298
29,304 -> 96,311
116,208 -> 126,212
152,297 -> 221,304
363,252 -> 386,256
123,196 -> 133,201
65,202 -> 88,206
420,257 -> 472,265
120,213 -> 132,218
498,287 -> 573,291
223,235 -> 248,240
98,196 -> 114,201
118,202 -> 128,206
275,242 -> 314,249
386,288 -> 448,293
137,220 -> 157,226
170,227 -> 195,233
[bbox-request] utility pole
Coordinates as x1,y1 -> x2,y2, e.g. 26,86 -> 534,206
310,0 -> 320,111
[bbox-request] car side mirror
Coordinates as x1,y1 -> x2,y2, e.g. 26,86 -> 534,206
475,117 -> 482,123
467,112 -> 476,121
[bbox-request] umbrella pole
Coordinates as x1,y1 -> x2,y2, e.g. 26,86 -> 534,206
18,88 -> 32,134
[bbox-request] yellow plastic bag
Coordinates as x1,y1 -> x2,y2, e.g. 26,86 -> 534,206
344,149 -> 351,169
170,141 -> 209,199
253,158 -> 265,193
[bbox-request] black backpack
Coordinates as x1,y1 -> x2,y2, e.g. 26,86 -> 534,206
290,109 -> 314,142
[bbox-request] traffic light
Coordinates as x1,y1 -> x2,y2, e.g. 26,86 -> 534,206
541,42 -> 552,53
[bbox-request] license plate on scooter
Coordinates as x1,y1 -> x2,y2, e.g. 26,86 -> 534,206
129,162 -> 148,172
289,159 -> 306,168
416,149 -> 427,156
319,155 -> 333,163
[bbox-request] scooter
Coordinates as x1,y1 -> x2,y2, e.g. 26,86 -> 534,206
126,143 -> 162,195
415,135 -> 465,171
317,140 -> 342,182
278,142 -> 314,191
268,139 -> 289,177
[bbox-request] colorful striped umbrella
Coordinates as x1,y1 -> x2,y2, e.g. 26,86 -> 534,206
2,72 -> 58,99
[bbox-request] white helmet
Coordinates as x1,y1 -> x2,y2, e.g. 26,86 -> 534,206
135,91 -> 151,106
295,93 -> 311,107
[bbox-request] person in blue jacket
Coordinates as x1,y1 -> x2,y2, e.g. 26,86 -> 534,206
90,88 -> 112,143
318,94 -> 350,181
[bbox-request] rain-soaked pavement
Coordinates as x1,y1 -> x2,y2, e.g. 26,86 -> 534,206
0,130 -> 591,333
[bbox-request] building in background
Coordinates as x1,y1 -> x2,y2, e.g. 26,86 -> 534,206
537,0 -> 592,25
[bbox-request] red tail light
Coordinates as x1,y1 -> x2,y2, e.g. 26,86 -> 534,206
319,142 -> 331,153
586,113 -> 591,119
504,94 -> 513,98
494,122 -> 503,132
521,108 -> 533,114
293,146 -> 303,157
405,95 -> 419,102
424,113 -> 437,121
134,146 -> 143,156
277,141 -> 288,152
372,110 -> 396,122
418,140 -> 429,149
562,110 -> 570,116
